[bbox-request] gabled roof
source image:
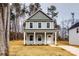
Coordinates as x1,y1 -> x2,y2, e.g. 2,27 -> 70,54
25,10 -> 54,22
69,22 -> 79,30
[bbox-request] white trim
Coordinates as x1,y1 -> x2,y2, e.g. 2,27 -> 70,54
47,22 -> 50,29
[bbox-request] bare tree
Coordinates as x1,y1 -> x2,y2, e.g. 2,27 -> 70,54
61,19 -> 72,40
10,3 -> 21,40
29,3 -> 41,15
71,12 -> 75,25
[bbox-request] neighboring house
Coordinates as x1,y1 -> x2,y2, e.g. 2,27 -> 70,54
23,10 -> 58,45
69,22 -> 79,45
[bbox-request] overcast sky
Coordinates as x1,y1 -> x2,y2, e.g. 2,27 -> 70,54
25,3 -> 79,25
41,3 -> 79,25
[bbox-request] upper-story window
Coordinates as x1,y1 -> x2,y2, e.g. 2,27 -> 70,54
38,23 -> 41,28
47,23 -> 50,28
76,27 -> 79,33
30,23 -> 33,28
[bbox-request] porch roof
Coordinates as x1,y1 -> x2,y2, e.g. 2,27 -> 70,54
24,29 -> 58,33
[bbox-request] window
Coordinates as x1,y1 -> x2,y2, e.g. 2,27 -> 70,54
38,23 -> 41,28
30,35 -> 33,41
38,36 -> 41,41
77,28 -> 79,33
47,23 -> 50,28
30,23 -> 33,28
48,35 -> 51,37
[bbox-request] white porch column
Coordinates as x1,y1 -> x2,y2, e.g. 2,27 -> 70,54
55,32 -> 57,45
52,33 -> 54,44
34,32 -> 36,44
24,32 -> 26,45
45,32 -> 46,44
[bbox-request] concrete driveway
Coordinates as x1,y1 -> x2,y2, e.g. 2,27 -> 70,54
50,45 -> 79,56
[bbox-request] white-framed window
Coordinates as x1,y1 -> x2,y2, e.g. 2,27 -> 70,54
76,27 -> 79,33
30,22 -> 33,28
38,23 -> 41,28
47,22 -> 50,28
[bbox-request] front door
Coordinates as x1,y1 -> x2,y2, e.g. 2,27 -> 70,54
47,35 -> 52,44
37,35 -> 42,44
29,35 -> 34,44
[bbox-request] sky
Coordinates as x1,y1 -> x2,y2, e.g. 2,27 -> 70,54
40,3 -> 79,25
25,3 -> 79,25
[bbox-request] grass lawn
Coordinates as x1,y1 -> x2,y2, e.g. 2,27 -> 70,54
58,40 -> 79,49
75,46 -> 79,48
57,40 -> 69,45
71,45 -> 79,48
9,40 -> 74,56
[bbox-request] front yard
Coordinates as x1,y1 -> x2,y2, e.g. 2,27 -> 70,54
9,40 -> 74,56
72,45 -> 79,48
57,40 -> 69,45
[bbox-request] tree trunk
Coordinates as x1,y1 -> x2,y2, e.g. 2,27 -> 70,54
0,4 -> 10,56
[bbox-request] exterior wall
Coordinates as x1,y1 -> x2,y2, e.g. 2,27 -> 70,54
25,22 -> 54,29
69,27 -> 79,45
25,33 -> 54,44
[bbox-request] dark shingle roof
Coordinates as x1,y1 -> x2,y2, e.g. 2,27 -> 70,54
69,22 -> 79,30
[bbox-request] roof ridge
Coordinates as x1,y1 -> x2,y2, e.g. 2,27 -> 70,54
69,22 -> 79,30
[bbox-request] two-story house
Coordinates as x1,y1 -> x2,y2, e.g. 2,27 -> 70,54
23,10 -> 58,45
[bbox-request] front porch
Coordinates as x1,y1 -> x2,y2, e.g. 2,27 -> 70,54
24,32 -> 57,45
